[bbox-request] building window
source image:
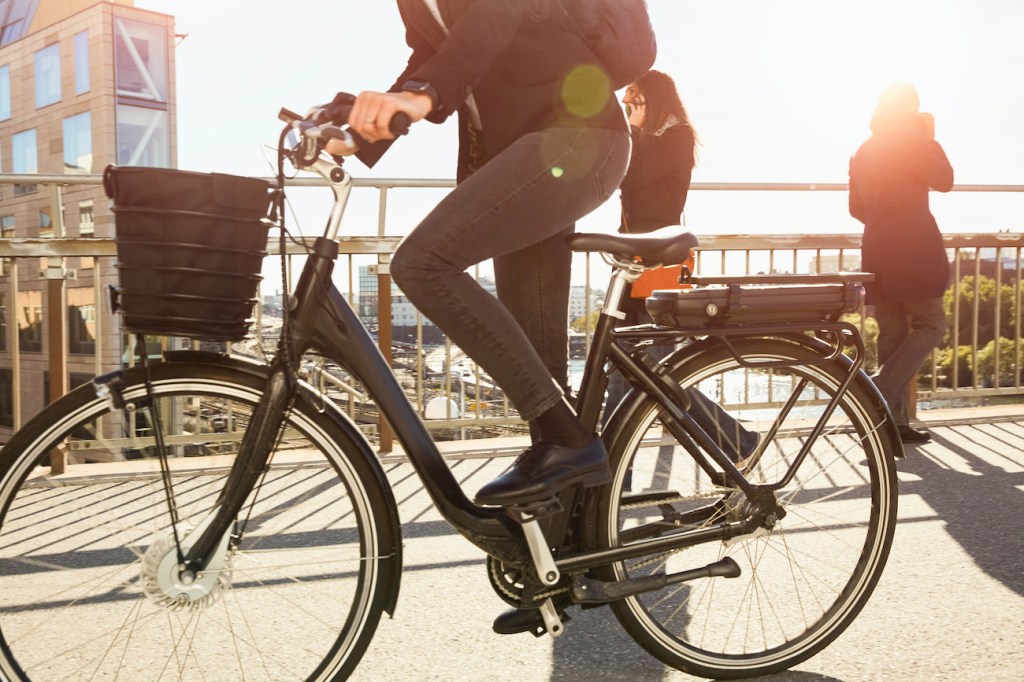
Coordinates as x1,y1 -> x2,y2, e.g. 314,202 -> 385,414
0,369 -> 12,428
117,105 -> 169,167
34,43 -> 61,108
78,201 -> 94,235
38,209 -> 52,239
114,17 -> 167,103
17,290 -> 42,353
12,129 -> 37,195
0,64 -> 10,120
63,112 -> 93,173
68,288 -> 96,355
74,30 -> 90,95
0,215 -> 12,277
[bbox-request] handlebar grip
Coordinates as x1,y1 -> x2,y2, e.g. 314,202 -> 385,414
389,112 -> 412,137
279,108 -> 303,123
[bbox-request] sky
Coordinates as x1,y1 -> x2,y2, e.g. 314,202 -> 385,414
137,0 -> 1024,243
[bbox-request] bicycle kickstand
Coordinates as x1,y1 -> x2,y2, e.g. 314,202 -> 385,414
507,499 -> 567,638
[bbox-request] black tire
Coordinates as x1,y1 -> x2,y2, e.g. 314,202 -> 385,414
598,336 -> 900,679
0,360 -> 400,681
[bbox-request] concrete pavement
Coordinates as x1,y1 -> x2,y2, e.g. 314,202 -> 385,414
350,407 -> 1024,681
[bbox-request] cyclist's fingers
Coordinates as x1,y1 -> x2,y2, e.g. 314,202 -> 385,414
351,92 -> 404,142
349,91 -> 390,141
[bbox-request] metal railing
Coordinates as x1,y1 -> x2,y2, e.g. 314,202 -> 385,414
1,173 -> 1021,448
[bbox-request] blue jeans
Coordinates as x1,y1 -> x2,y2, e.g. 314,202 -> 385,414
872,297 -> 947,426
392,127 -> 630,421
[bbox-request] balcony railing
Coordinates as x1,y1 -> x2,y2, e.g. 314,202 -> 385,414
1,172 -> 1021,452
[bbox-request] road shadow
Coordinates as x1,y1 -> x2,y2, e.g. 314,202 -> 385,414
898,423 -> 1024,596
548,600 -> 845,681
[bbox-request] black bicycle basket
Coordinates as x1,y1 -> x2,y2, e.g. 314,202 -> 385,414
103,165 -> 277,342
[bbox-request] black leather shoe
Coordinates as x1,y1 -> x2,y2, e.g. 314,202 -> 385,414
898,425 -> 931,444
492,604 -> 571,636
475,437 -> 610,506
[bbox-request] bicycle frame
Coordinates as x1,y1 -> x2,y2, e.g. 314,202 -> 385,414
184,149 -> 873,591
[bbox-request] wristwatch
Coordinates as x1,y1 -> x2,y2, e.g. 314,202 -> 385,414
400,79 -> 440,114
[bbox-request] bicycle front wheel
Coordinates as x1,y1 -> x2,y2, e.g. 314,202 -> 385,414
599,336 -> 900,679
0,359 -> 400,681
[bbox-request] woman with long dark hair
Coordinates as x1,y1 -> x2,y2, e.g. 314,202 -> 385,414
605,70 -> 758,464
619,69 -> 698,233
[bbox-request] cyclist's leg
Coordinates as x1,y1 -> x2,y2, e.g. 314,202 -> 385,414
493,225 -> 574,400
391,127 -> 627,423
391,127 -> 629,506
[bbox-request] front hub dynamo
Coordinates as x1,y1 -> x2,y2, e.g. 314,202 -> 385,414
140,515 -> 235,611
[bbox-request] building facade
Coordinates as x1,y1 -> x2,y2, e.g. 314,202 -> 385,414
0,0 -> 176,435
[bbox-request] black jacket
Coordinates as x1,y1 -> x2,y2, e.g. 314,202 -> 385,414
849,118 -> 954,302
357,0 -> 626,176
619,122 -> 695,233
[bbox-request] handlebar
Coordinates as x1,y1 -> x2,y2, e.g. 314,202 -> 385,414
279,93 -> 411,168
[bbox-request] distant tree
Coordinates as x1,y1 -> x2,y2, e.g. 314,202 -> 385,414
841,313 -> 879,371
977,337 -> 1024,388
943,274 -> 1023,349
936,344 -> 977,388
571,310 -> 601,333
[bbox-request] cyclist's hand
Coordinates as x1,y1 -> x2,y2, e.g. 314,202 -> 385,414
348,91 -> 431,143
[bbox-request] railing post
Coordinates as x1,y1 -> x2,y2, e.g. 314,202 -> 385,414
376,257 -> 394,453
375,186 -> 394,453
46,184 -> 68,474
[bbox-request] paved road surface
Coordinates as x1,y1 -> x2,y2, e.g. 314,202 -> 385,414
350,409 -> 1024,681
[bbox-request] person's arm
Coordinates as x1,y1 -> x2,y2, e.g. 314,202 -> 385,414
923,139 -> 954,193
341,1 -> 527,162
338,13 -> 436,167
407,0 -> 526,119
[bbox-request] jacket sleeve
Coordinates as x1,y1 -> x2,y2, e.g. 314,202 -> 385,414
922,140 -> 954,193
354,7 -> 442,168
408,0 -> 527,119
357,0 -> 526,168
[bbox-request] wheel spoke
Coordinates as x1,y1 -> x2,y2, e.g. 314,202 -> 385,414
0,368 -> 392,680
604,338 -> 898,678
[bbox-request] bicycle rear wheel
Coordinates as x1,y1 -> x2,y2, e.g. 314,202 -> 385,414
0,359 -> 400,681
599,336 -> 899,679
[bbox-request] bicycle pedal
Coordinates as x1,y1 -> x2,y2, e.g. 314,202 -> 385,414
505,496 -> 563,524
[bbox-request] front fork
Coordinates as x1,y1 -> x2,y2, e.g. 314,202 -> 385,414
181,239 -> 338,572
181,356 -> 296,571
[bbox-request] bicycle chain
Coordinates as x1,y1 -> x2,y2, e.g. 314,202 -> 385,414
617,489 -> 732,571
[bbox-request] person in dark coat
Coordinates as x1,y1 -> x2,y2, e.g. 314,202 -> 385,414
604,70 -> 757,465
849,82 -> 954,444
325,1 -> 630,504
619,71 -> 696,234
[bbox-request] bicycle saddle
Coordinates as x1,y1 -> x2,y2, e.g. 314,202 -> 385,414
565,225 -> 699,267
